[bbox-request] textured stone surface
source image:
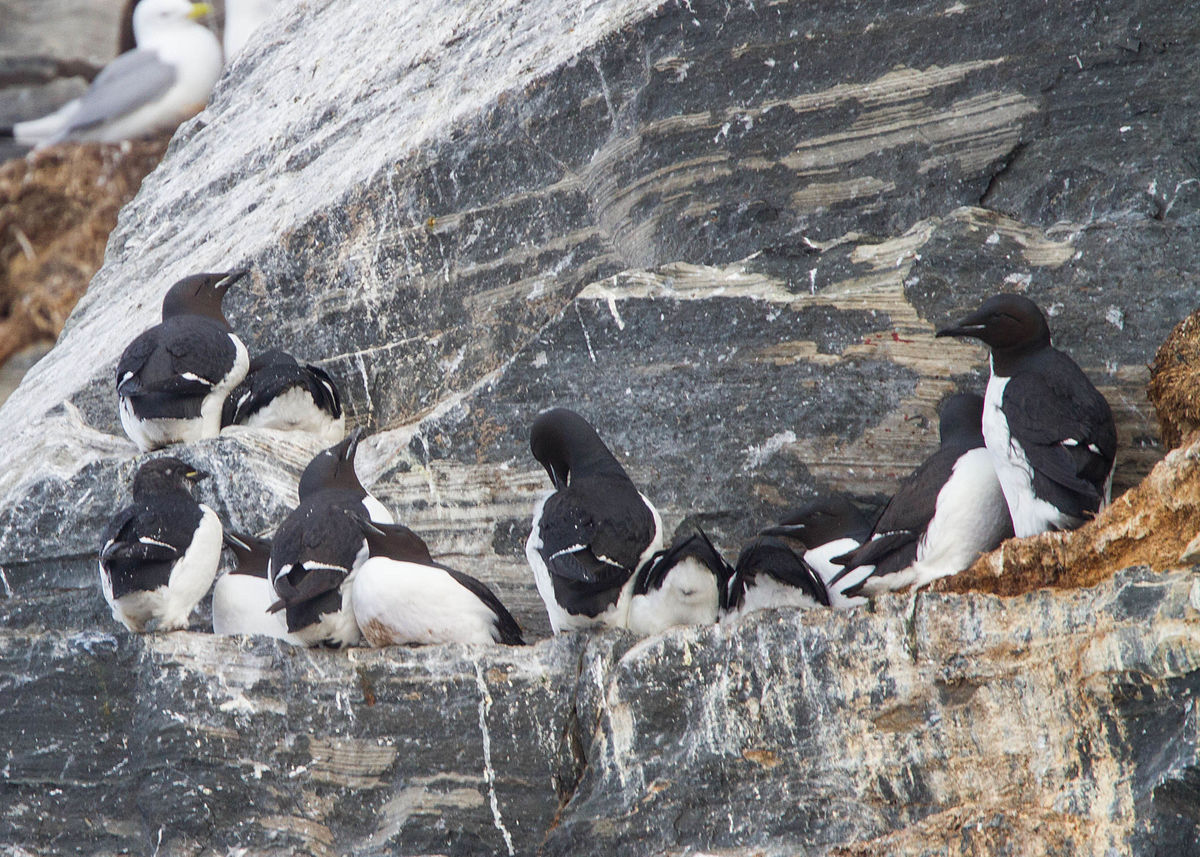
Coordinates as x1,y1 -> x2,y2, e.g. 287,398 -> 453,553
2,570 -> 1198,856
1,0 -> 1199,853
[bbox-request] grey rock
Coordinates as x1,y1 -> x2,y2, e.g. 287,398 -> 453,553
1,0 -> 1199,853
1,570 -> 1198,855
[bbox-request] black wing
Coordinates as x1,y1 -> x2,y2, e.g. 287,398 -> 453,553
117,318 -> 235,399
304,364 -> 343,418
437,564 -> 526,645
1001,354 -> 1116,518
633,529 -> 733,599
269,501 -> 365,604
221,355 -> 343,427
761,495 -> 872,547
729,536 -> 830,608
99,498 -> 200,599
537,490 -> 635,587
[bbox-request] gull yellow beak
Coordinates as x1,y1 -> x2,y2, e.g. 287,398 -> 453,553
188,2 -> 214,20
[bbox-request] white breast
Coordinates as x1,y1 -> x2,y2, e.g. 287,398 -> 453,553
626,557 -> 720,636
983,372 -> 1079,537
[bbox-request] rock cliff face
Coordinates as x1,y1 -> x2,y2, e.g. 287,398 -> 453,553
0,0 -> 1198,854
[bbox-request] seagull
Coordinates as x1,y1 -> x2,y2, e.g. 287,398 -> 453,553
526,408 -> 663,633
937,294 -> 1117,536
4,0 -> 223,148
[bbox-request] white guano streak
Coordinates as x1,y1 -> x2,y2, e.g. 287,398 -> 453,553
474,662 -> 515,856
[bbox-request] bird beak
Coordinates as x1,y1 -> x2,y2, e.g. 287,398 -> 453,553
188,3 -> 214,20
223,531 -> 252,551
935,309 -> 989,339
343,426 -> 364,462
214,269 -> 249,293
186,468 -> 210,482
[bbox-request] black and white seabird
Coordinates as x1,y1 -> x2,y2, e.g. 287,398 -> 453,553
723,535 -> 831,620
936,294 -> 1117,537
98,456 -> 221,632
265,431 -> 394,647
526,408 -> 663,633
5,0 -> 222,148
212,532 -> 298,642
267,499 -> 370,648
296,428 -> 394,524
351,522 -> 525,646
117,270 -> 250,452
760,495 -> 874,609
626,530 -> 733,636
828,393 -> 1013,595
221,349 -> 345,445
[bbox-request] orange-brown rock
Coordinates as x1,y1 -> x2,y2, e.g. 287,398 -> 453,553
1148,307 -> 1200,452
0,136 -> 168,367
940,437 -> 1200,597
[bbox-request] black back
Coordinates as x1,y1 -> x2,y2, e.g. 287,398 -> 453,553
998,349 -> 1116,519
221,349 -> 343,427
269,498 -> 366,619
829,394 -> 988,587
727,536 -> 831,609
633,529 -> 734,607
762,494 -> 872,548
116,315 -> 237,409
531,408 -> 658,618
100,458 -> 206,599
361,521 -> 434,564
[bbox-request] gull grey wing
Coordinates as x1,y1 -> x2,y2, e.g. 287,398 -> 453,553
60,49 -> 176,136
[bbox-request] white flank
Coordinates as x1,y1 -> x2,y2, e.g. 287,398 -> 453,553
212,573 -> 300,643
805,537 -> 869,609
723,575 -> 825,622
242,386 -> 346,445
353,558 -> 501,646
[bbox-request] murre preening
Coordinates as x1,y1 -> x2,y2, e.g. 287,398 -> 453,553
526,408 -> 663,633
760,494 -> 874,608
828,393 -> 1013,595
723,535 -> 831,620
936,294 -> 1117,537
98,456 -> 221,632
626,529 -> 733,636
116,270 -> 249,452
